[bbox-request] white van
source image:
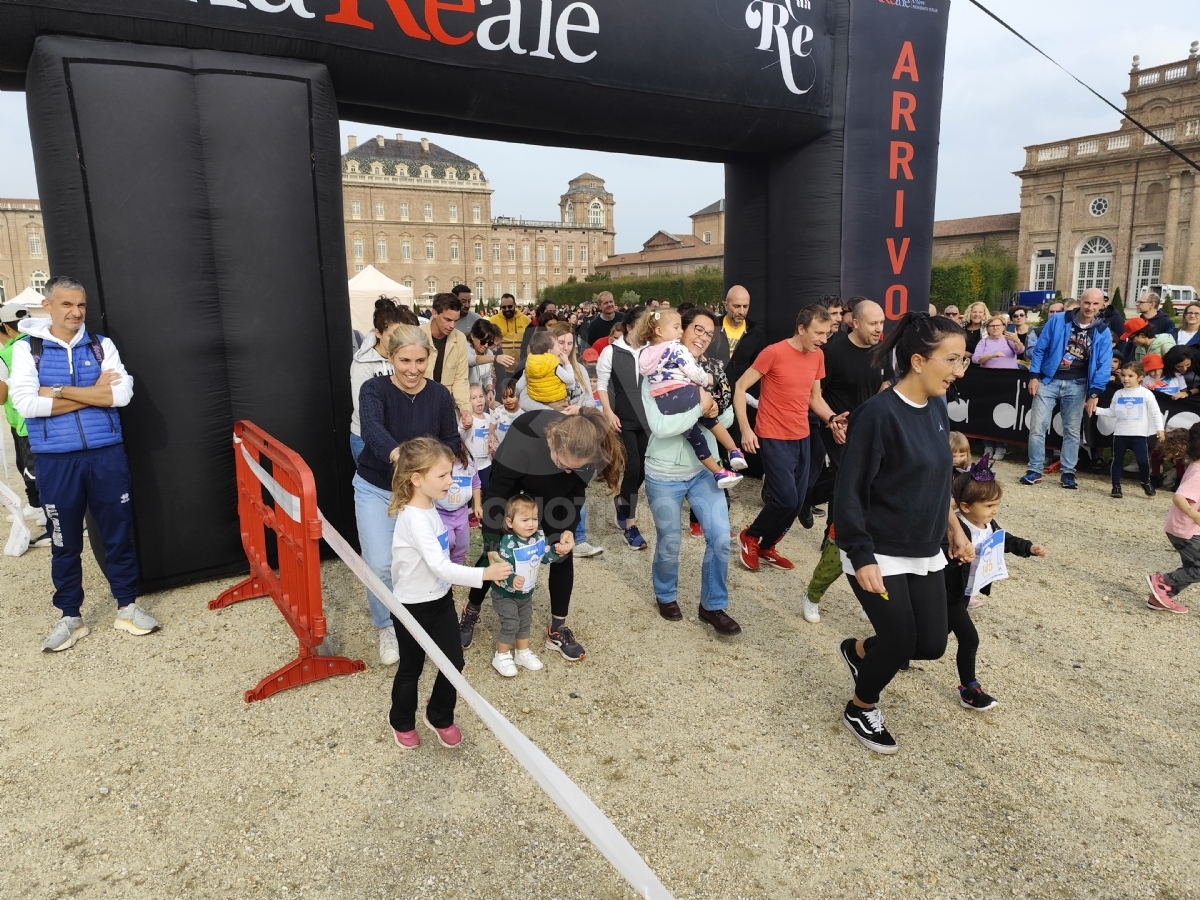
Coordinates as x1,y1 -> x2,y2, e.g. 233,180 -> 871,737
1150,284 -> 1197,312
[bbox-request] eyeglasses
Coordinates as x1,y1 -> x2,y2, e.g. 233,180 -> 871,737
689,325 -> 715,339
924,354 -> 971,372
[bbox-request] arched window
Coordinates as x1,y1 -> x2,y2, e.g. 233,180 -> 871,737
1074,236 -> 1113,296
347,161 -> 360,174
564,201 -> 573,224
370,163 -> 383,176
29,270 -> 48,293
588,201 -> 603,227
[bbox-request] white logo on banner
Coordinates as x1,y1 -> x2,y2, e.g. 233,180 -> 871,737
744,0 -> 816,95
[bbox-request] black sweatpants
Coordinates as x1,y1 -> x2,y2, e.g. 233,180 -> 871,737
847,570 -> 948,705
618,427 -> 650,519
466,533 -> 575,619
747,436 -> 810,549
945,596 -> 980,687
1111,434 -> 1149,488
10,428 -> 40,508
389,590 -> 465,732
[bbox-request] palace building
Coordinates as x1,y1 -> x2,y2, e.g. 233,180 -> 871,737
1015,44 -> 1200,299
0,198 -> 48,302
341,135 -> 615,303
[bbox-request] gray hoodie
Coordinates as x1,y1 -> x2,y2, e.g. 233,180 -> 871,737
350,338 -> 393,435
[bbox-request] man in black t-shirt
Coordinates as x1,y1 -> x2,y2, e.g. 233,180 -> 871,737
802,298 -> 888,624
585,292 -> 624,346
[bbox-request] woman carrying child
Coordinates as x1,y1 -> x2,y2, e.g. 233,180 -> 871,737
638,307 -> 746,489
386,438 -> 511,750
520,331 -> 578,412
944,458 -> 1047,710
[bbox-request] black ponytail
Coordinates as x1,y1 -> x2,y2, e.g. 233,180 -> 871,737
872,311 -> 966,378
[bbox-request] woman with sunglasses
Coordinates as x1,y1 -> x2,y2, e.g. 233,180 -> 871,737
466,319 -> 512,402
1007,307 -> 1033,359
834,312 -> 974,755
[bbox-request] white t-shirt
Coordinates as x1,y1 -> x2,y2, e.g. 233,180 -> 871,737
1095,386 -> 1165,437
391,504 -> 484,604
490,406 -> 521,447
461,414 -> 492,469
839,387 -> 947,578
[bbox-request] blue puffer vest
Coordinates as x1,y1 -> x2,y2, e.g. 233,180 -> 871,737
27,330 -> 124,454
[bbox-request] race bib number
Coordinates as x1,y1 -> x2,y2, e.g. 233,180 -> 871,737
512,539 -> 546,593
1116,397 -> 1144,421
445,474 -> 472,507
966,529 -> 1007,596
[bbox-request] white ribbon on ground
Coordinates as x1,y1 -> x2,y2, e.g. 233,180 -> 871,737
232,436 -> 674,899
0,479 -> 30,557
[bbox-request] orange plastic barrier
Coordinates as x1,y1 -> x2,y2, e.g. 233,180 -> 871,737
210,420 -> 365,702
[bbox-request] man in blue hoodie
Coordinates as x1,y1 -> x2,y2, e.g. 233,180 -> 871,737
9,276 -> 160,651
1021,287 -> 1112,490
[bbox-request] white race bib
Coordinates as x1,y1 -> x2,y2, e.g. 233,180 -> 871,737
966,529 -> 1008,596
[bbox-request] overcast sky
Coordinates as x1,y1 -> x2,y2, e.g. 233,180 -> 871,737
0,1 -> 1193,253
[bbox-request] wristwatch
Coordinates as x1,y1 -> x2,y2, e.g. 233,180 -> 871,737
52,384 -> 64,399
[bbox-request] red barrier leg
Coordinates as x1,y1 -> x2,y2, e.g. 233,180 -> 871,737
243,646 -> 366,703
209,575 -> 268,610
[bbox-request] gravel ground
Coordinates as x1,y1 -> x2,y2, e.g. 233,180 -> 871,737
1,434 -> 1198,900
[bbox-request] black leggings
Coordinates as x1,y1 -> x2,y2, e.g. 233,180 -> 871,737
946,597 -> 979,687
389,590 -> 464,732
847,570 -> 948,704
466,533 -> 575,619
618,427 -> 650,519
1111,434 -> 1149,488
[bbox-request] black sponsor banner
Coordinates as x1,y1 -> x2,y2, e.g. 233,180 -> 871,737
840,0 -> 949,321
950,368 -> 1200,451
0,0 -> 836,151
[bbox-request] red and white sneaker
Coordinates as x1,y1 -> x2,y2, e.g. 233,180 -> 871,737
423,711 -> 464,748
738,528 -> 760,571
689,520 -> 703,538
393,729 -> 420,750
1146,574 -> 1188,613
759,545 -> 794,570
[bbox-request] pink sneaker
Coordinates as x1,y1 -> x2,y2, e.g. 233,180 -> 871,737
1146,574 -> 1189,613
393,728 -> 420,750
714,468 -> 743,490
423,711 -> 463,748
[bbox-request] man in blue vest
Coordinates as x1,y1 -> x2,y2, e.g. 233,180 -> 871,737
8,275 -> 159,651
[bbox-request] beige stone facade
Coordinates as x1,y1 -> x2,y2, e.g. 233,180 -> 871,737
341,137 -> 615,305
596,231 -> 724,278
1016,47 -> 1200,301
931,213 -> 1020,262
0,199 -> 48,302
690,199 -> 725,247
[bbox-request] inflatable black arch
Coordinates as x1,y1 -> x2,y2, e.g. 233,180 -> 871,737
0,0 -> 948,590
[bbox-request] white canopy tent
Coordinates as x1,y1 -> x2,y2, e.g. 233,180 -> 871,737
10,286 -> 45,309
347,266 -> 414,335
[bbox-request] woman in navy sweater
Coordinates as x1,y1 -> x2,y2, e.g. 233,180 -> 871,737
355,324 -> 461,666
832,312 -> 975,755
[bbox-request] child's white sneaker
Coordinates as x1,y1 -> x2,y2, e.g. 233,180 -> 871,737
492,650 -> 518,677
513,647 -> 544,671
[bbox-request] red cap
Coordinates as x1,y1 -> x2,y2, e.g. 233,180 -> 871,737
1121,317 -> 1148,341
1141,353 -> 1164,371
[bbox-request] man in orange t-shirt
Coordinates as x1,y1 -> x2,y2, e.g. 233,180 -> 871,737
733,304 -> 847,571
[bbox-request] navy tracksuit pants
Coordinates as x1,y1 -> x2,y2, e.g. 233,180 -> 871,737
37,444 -> 139,617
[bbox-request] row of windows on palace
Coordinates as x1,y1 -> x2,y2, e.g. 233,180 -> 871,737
350,237 -> 596,266
1027,234 -> 1164,298
383,275 -> 568,301
347,198 -> 608,228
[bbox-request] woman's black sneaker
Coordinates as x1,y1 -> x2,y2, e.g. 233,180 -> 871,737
459,604 -> 481,649
1111,485 -> 1123,498
1142,481 -> 1156,497
838,638 -> 861,689
843,701 -> 898,754
958,682 -> 999,711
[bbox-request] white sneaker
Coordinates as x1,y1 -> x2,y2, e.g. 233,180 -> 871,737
513,647 -> 544,671
801,592 -> 821,624
7,505 -> 43,524
42,616 -> 89,652
492,650 -> 518,677
574,541 -> 605,558
992,446 -> 1006,461
378,625 -> 400,666
113,603 -> 161,636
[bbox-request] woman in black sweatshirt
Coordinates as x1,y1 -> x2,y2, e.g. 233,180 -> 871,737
458,407 -> 624,661
832,312 -> 974,755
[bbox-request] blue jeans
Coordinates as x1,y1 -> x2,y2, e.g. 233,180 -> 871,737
353,473 -> 396,629
349,431 -> 365,464
575,503 -> 587,542
1027,378 -> 1086,475
645,469 -> 730,611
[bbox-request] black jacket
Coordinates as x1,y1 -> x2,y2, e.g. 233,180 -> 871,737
942,515 -> 1034,602
708,314 -> 754,365
1147,310 -> 1177,338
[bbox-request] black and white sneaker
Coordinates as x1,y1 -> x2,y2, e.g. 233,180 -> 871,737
459,604 -> 481,649
843,701 -> 898,754
838,638 -> 861,690
958,682 -> 999,711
